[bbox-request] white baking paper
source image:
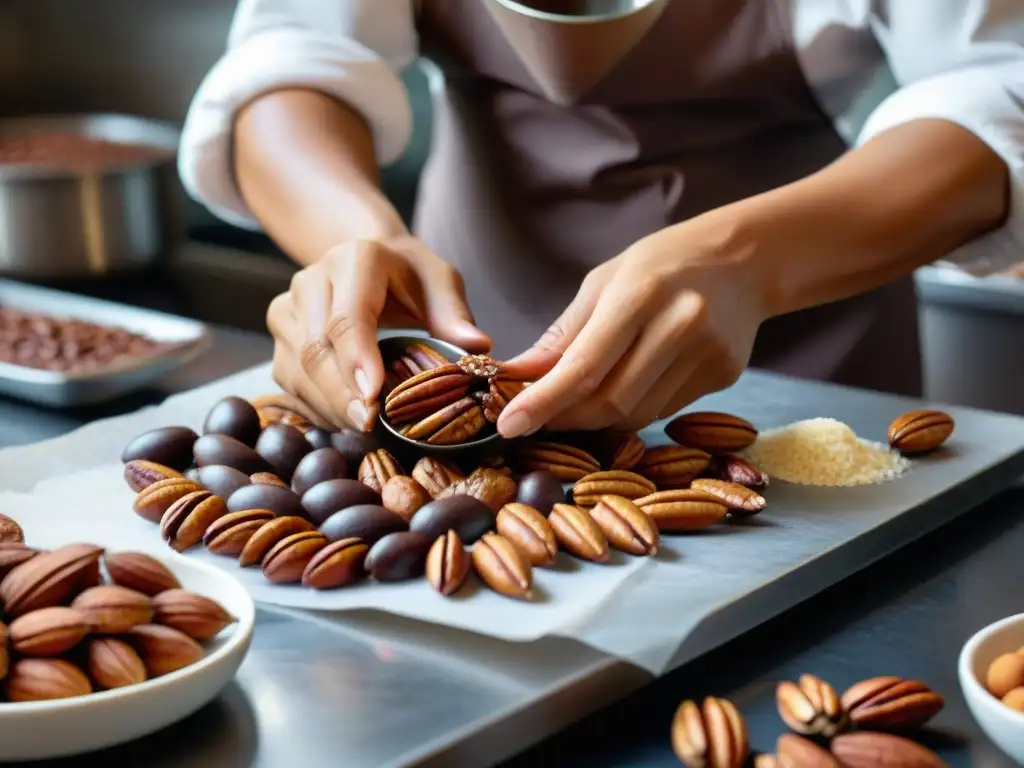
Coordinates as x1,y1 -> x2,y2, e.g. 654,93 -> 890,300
3,363 -> 1024,675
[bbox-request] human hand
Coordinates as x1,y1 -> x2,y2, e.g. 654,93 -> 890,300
267,236 -> 491,431
497,216 -> 769,436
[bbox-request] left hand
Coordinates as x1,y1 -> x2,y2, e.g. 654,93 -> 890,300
497,215 -> 769,436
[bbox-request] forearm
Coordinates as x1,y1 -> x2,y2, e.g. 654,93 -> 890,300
723,118 -> 1010,317
234,89 -> 408,267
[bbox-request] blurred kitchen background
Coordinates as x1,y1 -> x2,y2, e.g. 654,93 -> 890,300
0,0 -> 1020,414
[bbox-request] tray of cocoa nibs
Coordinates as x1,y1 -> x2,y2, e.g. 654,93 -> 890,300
0,279 -> 211,407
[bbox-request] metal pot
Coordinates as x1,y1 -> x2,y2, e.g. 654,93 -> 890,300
0,114 -> 181,278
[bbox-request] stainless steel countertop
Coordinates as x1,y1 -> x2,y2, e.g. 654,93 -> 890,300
1,249 -> 1021,767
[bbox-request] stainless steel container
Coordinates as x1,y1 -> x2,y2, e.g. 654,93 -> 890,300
0,114 -> 181,277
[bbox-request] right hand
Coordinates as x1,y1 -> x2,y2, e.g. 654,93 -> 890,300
267,236 -> 492,432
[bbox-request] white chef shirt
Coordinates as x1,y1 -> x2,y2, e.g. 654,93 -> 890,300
179,0 -> 1024,276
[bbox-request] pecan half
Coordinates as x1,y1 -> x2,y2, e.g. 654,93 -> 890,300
841,676 -> 944,732
665,411 -> 757,453
776,673 -> 850,739
671,697 -> 749,768
571,470 -> 656,507
633,489 -> 727,532
412,457 -> 464,499
440,468 -> 518,512
512,441 -> 600,482
426,531 -> 471,596
689,479 -> 766,517
634,445 -> 711,489
358,449 -> 404,493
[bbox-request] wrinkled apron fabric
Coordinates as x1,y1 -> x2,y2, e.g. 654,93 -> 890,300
411,0 -> 922,396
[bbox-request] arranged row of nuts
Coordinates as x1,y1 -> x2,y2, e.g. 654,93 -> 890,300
672,673 -> 948,768
118,394 -> 783,600
0,535 -> 234,703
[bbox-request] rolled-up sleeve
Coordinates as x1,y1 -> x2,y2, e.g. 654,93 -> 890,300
860,0 -> 1024,275
178,0 -> 418,230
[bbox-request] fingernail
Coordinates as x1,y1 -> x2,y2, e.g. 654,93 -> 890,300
354,367 -> 373,399
500,411 -> 532,439
347,399 -> 370,429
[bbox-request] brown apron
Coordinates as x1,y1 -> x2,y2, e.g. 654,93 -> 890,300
412,0 -> 922,397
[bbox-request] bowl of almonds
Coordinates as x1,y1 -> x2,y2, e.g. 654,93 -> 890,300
959,613 -> 1024,764
0,520 -> 255,761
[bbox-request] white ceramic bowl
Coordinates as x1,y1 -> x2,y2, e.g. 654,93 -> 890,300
0,553 -> 255,761
959,612 -> 1024,764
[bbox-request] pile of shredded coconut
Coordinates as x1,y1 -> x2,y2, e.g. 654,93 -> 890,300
743,417 -> 909,487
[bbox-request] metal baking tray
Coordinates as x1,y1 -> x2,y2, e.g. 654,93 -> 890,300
0,279 -> 211,407
915,265 -> 1024,315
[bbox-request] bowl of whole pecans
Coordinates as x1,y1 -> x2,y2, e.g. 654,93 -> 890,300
0,517 -> 255,761
959,613 -> 1024,764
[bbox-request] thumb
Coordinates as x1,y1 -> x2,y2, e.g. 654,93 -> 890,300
420,264 -> 492,354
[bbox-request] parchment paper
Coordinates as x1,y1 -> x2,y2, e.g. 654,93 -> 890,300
3,363 -> 1024,675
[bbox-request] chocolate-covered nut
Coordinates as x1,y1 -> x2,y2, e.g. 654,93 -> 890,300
292,449 -> 349,496
409,495 -> 495,544
364,532 -> 431,582
121,427 -> 199,471
195,465 -> 251,500
304,428 -> 334,451
516,471 -> 566,516
330,428 -> 379,463
300,479 -> 382,526
193,434 -> 273,475
255,424 -> 312,483
203,396 -> 262,447
227,483 -> 306,520
319,505 -> 407,546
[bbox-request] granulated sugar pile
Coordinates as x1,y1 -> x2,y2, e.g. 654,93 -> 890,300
743,417 -> 910,487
